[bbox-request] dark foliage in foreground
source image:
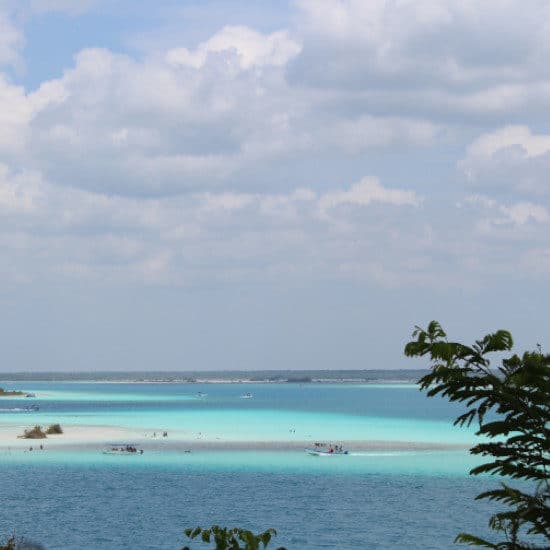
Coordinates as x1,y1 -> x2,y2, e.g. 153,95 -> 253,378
405,321 -> 550,549
0,537 -> 16,550
0,536 -> 44,550
182,526 -> 286,550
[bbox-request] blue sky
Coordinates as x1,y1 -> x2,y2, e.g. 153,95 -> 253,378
0,0 -> 548,371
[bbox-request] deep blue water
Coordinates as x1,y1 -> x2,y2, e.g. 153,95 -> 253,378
2,462 -> 498,550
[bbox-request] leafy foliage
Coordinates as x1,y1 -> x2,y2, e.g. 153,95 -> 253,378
181,526 -> 286,550
0,536 -> 16,550
0,536 -> 43,550
405,321 -> 550,549
21,426 -> 46,439
45,424 -> 63,435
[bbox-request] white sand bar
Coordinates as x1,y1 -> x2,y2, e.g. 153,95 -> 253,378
0,422 -> 468,452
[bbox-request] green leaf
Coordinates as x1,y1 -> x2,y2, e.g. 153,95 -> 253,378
455,533 -> 497,548
405,321 -> 550,549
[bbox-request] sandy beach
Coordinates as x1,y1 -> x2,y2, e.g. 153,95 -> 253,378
0,421 -> 469,453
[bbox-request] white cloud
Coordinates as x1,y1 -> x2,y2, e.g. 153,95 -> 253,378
460,126 -> 550,195
291,0 -> 550,120
504,202 -> 549,225
465,126 -> 550,160
319,177 -> 420,214
0,170 -> 428,286
0,163 -> 42,212
0,158 -> 548,288
464,194 -> 549,229
166,25 -> 301,70
199,191 -> 255,212
1,1 -> 549,290
322,116 -> 438,154
0,75 -> 34,153
296,0 -> 550,79
16,47 -> 250,194
0,33 -> 437,197
0,10 -> 22,66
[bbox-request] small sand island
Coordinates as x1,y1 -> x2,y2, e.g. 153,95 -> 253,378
0,387 -> 25,397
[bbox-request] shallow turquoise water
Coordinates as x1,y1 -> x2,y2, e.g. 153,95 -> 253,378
0,382 -> 501,549
0,449 -> 480,476
0,381 -> 478,444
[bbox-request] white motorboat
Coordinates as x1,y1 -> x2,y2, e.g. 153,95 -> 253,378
240,392 -> 253,399
305,447 -> 349,456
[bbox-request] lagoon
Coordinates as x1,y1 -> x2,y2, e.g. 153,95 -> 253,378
0,379 -> 495,549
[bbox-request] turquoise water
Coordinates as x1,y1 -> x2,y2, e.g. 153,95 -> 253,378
0,381 -> 477,444
0,382 -> 499,549
1,449 -> 482,476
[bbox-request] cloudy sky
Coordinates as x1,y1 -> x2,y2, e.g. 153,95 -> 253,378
0,0 -> 548,371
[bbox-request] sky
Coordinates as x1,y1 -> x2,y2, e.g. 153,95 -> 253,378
0,0 -> 549,372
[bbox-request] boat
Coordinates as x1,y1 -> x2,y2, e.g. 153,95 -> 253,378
196,392 -> 207,398
240,392 -> 253,399
305,445 -> 349,456
0,405 -> 39,412
102,444 -> 143,455
305,448 -> 349,456
25,393 -> 36,398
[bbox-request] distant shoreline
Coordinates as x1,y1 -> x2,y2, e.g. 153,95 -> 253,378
0,379 -> 421,385
0,369 -> 426,384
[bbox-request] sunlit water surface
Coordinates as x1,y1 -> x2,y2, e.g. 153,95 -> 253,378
1,381 -> 500,549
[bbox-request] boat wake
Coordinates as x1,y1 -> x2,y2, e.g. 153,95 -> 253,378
348,452 -> 416,457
